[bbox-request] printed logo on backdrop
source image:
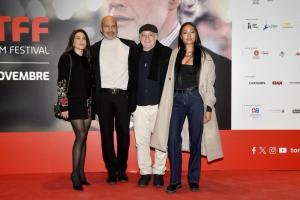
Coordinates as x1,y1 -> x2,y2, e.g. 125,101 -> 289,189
253,49 -> 269,59
242,47 -> 271,60
263,23 -> 278,31
249,81 -> 266,85
245,19 -> 259,30
289,81 -> 300,85
267,109 -> 285,114
247,22 -> 259,29
243,104 -> 262,119
251,0 -> 260,5
0,16 -> 50,81
281,22 -> 294,29
253,49 -> 260,59
292,109 -> 300,114
251,146 -> 300,155
279,51 -> 285,58
272,80 -> 283,85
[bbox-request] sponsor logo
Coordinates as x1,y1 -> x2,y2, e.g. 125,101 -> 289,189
252,107 -> 260,113
261,51 -> 269,55
263,23 -> 278,30
272,81 -> 283,85
244,104 -> 262,119
268,109 -> 285,113
248,22 -> 259,29
282,22 -> 294,28
289,81 -> 300,85
249,81 -> 266,85
253,49 -> 260,59
279,51 -> 285,57
245,48 -> 269,59
292,109 -> 300,114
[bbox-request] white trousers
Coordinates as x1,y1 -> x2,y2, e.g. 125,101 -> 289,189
133,105 -> 167,175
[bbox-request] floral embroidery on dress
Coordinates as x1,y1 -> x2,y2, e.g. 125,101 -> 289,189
57,79 -> 68,107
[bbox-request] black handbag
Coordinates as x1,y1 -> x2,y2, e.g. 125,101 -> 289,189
54,53 -> 72,120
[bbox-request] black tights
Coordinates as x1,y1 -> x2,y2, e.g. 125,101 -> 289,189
70,118 -> 91,181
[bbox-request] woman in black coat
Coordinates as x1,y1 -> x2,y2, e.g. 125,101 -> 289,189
56,29 -> 93,191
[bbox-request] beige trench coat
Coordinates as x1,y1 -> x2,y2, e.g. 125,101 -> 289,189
150,48 -> 223,162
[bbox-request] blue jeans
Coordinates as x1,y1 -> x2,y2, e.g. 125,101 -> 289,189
168,89 -> 204,184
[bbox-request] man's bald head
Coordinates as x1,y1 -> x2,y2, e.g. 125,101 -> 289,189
101,15 -> 118,40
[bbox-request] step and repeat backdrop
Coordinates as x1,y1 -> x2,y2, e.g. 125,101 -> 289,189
0,0 -> 232,131
0,0 -> 300,173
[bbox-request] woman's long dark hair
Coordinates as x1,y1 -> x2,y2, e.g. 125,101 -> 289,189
65,29 -> 91,62
175,22 -> 205,74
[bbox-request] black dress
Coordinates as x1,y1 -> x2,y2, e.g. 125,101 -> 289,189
57,50 -> 92,120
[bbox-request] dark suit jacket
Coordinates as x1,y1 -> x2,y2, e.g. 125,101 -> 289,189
131,41 -> 172,113
90,37 -> 137,113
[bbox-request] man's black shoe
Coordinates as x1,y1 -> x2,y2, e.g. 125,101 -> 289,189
106,175 -> 117,184
153,174 -> 164,187
118,172 -> 129,182
138,175 -> 151,187
166,183 -> 182,193
189,182 -> 199,191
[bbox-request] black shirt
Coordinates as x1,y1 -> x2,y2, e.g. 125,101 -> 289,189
174,64 -> 212,112
175,64 -> 198,89
137,49 -> 160,106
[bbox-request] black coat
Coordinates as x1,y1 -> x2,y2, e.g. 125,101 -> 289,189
131,41 -> 172,113
90,38 -> 138,113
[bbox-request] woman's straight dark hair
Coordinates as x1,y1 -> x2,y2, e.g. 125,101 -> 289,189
65,29 -> 91,62
175,22 -> 205,74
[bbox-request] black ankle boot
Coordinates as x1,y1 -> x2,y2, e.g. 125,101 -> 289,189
189,182 -> 199,191
166,183 -> 182,193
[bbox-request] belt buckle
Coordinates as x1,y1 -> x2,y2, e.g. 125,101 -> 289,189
112,89 -> 118,94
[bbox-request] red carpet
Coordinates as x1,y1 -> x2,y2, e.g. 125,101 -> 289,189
0,171 -> 299,200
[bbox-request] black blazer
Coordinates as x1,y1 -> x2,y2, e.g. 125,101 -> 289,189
131,41 -> 172,113
90,38 -> 137,113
